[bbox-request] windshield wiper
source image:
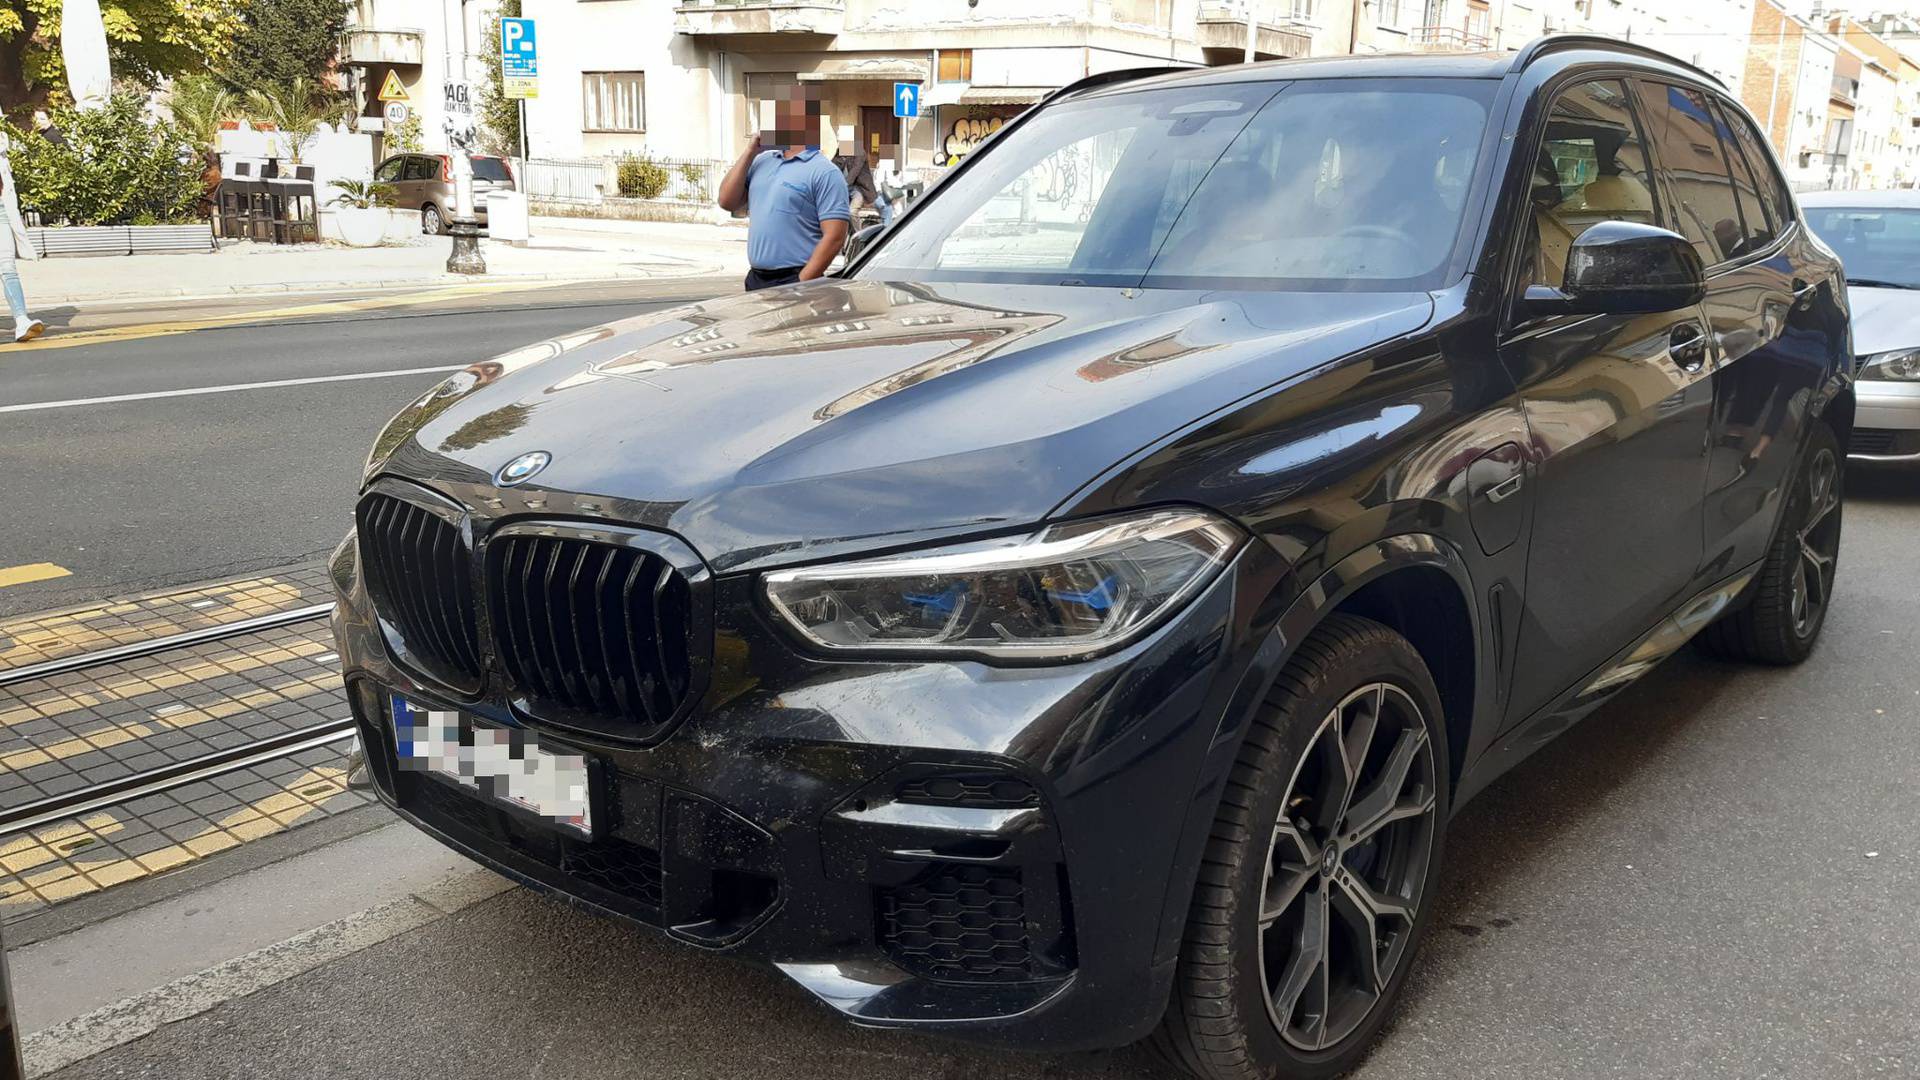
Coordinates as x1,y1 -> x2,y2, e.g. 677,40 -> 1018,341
1848,278 -> 1920,290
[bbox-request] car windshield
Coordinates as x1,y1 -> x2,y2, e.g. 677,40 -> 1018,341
1806,206 -> 1920,288
861,77 -> 1495,291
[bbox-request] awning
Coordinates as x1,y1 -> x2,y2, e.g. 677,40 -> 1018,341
796,56 -> 929,82
957,86 -> 1051,105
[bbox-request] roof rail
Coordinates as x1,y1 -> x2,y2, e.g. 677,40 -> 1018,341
1042,65 -> 1200,105
1511,34 -> 1725,88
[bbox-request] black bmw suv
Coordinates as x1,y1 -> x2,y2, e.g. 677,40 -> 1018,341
333,37 -> 1852,1079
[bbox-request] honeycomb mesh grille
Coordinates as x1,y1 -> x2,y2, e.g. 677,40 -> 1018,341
878,865 -> 1031,981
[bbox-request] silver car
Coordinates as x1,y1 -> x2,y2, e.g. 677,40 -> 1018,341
370,153 -> 516,235
1803,189 -> 1920,460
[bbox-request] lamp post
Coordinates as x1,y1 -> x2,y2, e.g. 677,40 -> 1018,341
442,0 -> 485,274
62,0 -> 112,111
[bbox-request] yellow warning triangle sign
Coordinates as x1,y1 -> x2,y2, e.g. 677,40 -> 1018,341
377,71 -> 409,102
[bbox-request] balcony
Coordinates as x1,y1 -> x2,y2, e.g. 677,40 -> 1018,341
1196,2 -> 1315,59
339,26 -> 424,66
1411,25 -> 1490,51
674,0 -> 844,37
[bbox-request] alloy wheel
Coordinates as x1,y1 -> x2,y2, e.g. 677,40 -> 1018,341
1790,446 -> 1841,638
1259,682 -> 1438,1052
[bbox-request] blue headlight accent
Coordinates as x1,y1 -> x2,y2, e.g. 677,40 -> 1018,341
1046,575 -> 1118,613
904,582 -> 968,615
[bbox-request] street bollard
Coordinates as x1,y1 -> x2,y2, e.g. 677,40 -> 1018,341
0,916 -> 24,1080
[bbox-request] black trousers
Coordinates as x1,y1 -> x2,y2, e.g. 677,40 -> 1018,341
744,265 -> 803,291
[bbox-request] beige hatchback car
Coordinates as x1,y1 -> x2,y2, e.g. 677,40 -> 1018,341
370,153 -> 516,234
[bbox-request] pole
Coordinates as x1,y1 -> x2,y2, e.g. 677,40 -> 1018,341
445,0 -> 485,273
518,98 -> 528,161
1245,4 -> 1256,63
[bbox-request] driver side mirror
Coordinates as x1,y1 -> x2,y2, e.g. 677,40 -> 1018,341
1524,221 -> 1706,318
844,222 -> 887,264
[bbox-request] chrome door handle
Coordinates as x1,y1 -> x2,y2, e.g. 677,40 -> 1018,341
1670,323 -> 1709,372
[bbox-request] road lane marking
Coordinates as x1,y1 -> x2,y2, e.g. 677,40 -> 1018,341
0,366 -> 463,414
7,281 -> 550,353
0,563 -> 71,588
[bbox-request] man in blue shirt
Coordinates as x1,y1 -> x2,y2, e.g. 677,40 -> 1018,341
718,84 -> 852,291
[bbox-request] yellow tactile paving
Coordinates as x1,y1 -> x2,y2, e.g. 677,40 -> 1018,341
0,747 -> 371,918
0,563 -> 331,671
2,633 -> 340,738
0,564 -> 72,589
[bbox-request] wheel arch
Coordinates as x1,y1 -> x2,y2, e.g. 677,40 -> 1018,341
1150,532 -> 1490,975
1270,533 -> 1483,789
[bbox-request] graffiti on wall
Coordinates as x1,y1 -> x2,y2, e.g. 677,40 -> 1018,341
934,105 -> 1027,165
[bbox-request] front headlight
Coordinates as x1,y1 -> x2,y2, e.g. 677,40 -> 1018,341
1860,348 -> 1920,380
762,508 -> 1243,661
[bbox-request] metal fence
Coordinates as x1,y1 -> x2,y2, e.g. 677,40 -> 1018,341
521,156 -> 730,205
522,157 -> 613,204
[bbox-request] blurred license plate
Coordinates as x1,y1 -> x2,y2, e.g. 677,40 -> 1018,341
391,696 -> 592,836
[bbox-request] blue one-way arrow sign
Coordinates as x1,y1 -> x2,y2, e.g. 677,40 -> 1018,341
893,81 -> 921,119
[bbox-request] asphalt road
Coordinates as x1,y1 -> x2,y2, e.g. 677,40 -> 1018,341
0,279 -> 729,617
42,466 -> 1920,1079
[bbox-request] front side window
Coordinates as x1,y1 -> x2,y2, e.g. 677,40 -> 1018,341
1806,206 -> 1920,288
1527,78 -> 1658,288
373,157 -> 404,183
861,78 -> 1494,291
1633,81 -> 1745,265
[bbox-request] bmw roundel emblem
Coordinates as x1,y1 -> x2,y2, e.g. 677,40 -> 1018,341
495,450 -> 551,487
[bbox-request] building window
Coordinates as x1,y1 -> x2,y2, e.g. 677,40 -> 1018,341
937,49 -> 972,83
583,71 -> 645,133
1380,0 -> 1403,25
1290,0 -> 1316,20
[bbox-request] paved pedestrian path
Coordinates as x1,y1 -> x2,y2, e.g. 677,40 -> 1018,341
20,216 -> 749,306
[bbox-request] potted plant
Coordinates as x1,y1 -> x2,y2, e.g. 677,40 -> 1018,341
330,178 -> 397,247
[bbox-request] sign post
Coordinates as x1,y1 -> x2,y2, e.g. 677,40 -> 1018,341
892,81 -> 921,182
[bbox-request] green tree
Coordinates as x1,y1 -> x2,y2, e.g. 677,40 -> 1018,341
218,0 -> 349,97
475,0 -> 521,157
0,0 -> 246,113
9,95 -> 201,223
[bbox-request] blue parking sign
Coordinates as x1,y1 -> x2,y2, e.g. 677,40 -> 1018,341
893,82 -> 921,119
500,17 -> 537,98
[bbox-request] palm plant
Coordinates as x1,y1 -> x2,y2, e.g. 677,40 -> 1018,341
168,75 -> 238,154
331,178 -> 397,209
245,76 -> 336,164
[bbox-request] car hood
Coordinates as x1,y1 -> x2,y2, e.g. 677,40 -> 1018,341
371,278 -> 1435,573
1847,285 -> 1920,357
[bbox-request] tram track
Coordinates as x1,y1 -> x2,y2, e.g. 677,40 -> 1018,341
0,602 -> 356,842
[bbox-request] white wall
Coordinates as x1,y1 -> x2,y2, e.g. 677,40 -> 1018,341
520,0 -> 715,160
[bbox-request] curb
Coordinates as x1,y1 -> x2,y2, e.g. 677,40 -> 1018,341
32,265 -> 735,308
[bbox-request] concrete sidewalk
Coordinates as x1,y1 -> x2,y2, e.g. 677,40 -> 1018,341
20,216 -> 750,306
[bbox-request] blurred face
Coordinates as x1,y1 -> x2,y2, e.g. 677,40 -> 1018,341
764,84 -> 821,148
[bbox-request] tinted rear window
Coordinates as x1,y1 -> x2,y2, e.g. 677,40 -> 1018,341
471,157 -> 512,181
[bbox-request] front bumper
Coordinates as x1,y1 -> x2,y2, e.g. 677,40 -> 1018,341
1852,381 -> 1920,460
329,509 -> 1286,1051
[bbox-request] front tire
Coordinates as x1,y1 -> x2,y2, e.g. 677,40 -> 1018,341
1696,421 -> 1843,665
1153,614 -> 1449,1080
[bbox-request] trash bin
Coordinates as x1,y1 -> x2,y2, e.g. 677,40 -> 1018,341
486,190 -> 529,243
